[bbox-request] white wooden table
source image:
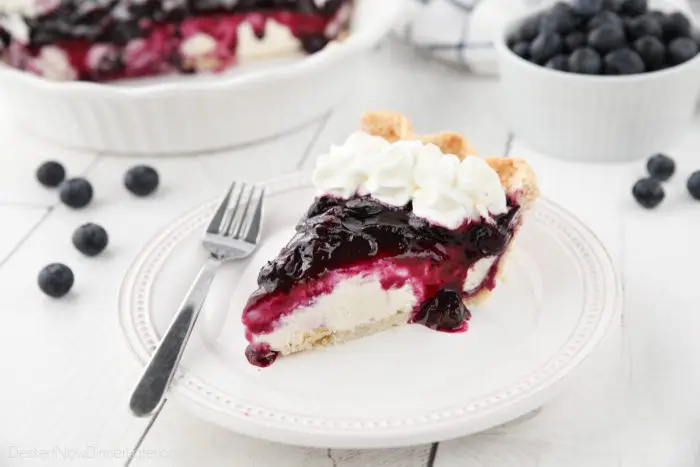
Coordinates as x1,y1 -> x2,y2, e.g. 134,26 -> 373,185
2,37 -> 700,466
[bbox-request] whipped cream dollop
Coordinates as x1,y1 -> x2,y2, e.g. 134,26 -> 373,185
312,132 -> 508,229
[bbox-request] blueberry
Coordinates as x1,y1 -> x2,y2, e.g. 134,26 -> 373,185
564,32 -> 586,51
515,14 -> 542,42
124,165 -> 159,197
38,263 -> 74,298
512,41 -> 531,59
572,0 -> 603,17
59,178 -> 93,208
604,48 -> 646,74
645,153 -> 675,181
634,36 -> 666,70
626,14 -> 663,39
632,178 -> 664,208
588,25 -> 626,53
667,37 -> 699,65
663,12 -> 692,40
587,10 -> 624,30
617,0 -> 647,17
569,47 -> 603,73
530,32 -> 563,64
539,3 -> 577,34
72,223 -> 109,257
687,171 -> 700,200
545,54 -> 570,70
412,289 -> 470,332
300,34 -> 329,54
602,0 -> 621,12
36,161 -> 66,187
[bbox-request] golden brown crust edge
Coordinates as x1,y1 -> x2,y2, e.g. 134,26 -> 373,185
361,111 -> 539,209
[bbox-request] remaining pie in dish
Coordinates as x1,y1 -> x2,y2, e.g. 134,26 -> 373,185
242,111 -> 539,367
0,0 -> 353,82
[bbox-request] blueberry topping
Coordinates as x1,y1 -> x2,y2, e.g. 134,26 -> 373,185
572,0 -> 603,18
545,54 -> 569,71
568,47 -> 603,73
530,32 -> 563,64
124,165 -> 159,197
411,289 -> 471,332
588,25 -> 626,54
245,344 -> 279,368
299,34 -> 329,54
632,178 -> 664,208
687,171 -> 700,200
604,48 -> 645,74
72,223 -> 109,257
617,0 -> 647,17
633,36 -> 666,70
59,178 -> 93,209
667,37 -> 699,65
564,31 -> 586,51
663,12 -> 692,40
38,263 -> 74,298
626,14 -> 663,39
36,161 -> 66,187
512,41 -> 531,59
587,10 -> 624,31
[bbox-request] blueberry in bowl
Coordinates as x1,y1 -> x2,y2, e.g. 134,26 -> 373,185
497,0 -> 700,162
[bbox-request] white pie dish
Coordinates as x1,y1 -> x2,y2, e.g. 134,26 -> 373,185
118,173 -> 621,448
0,0 -> 402,155
496,1 -> 700,162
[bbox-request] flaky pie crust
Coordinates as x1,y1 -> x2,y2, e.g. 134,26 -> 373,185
361,111 -> 540,209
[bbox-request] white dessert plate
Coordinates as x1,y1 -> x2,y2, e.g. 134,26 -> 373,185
118,172 -> 622,448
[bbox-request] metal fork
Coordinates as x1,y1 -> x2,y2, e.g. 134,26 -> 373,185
128,182 -> 264,419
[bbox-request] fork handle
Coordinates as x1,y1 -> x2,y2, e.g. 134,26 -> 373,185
129,256 -> 221,417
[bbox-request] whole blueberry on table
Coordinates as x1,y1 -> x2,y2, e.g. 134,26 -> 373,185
662,12 -> 692,40
633,36 -> 666,70
571,0 -> 603,18
512,41 -> 530,59
539,2 -> 577,34
72,223 -> 109,257
604,48 -> 646,74
38,263 -> 74,298
36,161 -> 66,188
626,14 -> 663,40
59,178 -> 93,208
667,37 -> 699,65
632,178 -> 664,208
530,32 -> 563,64
124,165 -> 159,196
564,32 -> 586,52
646,154 -> 675,181
587,10 -> 624,31
568,47 -> 603,73
588,25 -> 626,54
688,171 -> 700,200
545,54 -> 570,71
617,0 -> 647,17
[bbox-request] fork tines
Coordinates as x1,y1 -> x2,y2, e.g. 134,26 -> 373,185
207,182 -> 264,243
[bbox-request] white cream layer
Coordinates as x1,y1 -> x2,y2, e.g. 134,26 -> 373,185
253,257 -> 501,353
254,274 -> 418,355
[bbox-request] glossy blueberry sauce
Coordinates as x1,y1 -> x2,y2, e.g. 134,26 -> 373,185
1,1 -> 349,81
243,195 -> 521,366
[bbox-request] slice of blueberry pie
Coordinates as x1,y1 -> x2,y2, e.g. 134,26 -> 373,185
243,112 -> 539,367
0,0 -> 353,81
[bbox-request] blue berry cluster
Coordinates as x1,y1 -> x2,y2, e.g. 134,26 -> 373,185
508,0 -> 700,75
632,154 -> 700,208
35,161 -> 159,298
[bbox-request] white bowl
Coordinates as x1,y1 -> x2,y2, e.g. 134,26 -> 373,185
496,5 -> 700,162
0,0 -> 402,155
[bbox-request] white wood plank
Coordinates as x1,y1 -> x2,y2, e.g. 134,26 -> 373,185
0,205 -> 48,265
